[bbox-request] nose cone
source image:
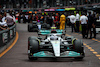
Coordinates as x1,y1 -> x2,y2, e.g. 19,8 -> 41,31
51,41 -> 60,57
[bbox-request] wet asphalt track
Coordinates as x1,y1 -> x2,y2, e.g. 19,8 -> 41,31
0,23 -> 100,67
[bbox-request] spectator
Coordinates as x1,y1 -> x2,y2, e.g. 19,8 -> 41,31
80,13 -> 88,38
6,13 -> 15,27
60,13 -> 66,30
11,13 -> 16,23
25,13 -> 29,23
87,12 -> 94,39
65,14 -> 68,29
23,14 -> 26,23
70,13 -> 76,32
76,12 -> 80,32
40,16 -> 44,24
0,13 -> 2,22
96,13 -> 99,20
67,14 -> 71,27
0,21 -> 7,27
18,13 -> 21,23
48,15 -> 53,27
0,24 -> 7,31
0,17 -> 8,31
32,14 -> 36,21
2,12 -> 6,22
28,14 -> 32,23
54,13 -> 60,28
91,14 -> 97,38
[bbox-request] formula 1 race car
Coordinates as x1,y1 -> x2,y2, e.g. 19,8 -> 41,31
38,27 -> 65,35
28,21 -> 50,32
28,29 -> 85,60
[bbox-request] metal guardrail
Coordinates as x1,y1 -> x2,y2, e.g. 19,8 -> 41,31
0,25 -> 16,47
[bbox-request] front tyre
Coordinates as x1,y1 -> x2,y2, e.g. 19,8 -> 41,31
73,39 -> 85,59
74,57 -> 83,60
74,39 -> 84,53
28,57 -> 38,60
28,38 -> 40,60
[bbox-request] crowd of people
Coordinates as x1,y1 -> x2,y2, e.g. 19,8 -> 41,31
69,12 -> 97,39
0,10 -> 98,39
18,11 -> 97,39
18,12 -> 67,30
0,11 -> 16,31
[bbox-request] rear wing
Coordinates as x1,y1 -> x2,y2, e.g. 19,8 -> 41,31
38,29 -> 66,36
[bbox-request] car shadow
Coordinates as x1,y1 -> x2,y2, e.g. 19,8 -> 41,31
22,58 -> 85,62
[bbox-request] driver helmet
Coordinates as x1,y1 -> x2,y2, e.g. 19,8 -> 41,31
50,35 -> 58,40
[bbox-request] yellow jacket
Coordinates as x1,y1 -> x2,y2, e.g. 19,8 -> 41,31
60,14 -> 66,23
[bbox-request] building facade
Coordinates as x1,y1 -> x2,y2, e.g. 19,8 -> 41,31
0,0 -> 100,9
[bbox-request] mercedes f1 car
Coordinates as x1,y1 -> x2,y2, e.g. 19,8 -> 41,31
28,29 -> 85,60
28,21 -> 50,32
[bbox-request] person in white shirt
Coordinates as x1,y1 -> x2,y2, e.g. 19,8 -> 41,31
0,21 -> 7,27
80,13 -> 88,38
25,14 -> 29,23
6,13 -> 15,27
0,21 -> 8,31
76,12 -> 80,32
70,13 -> 76,32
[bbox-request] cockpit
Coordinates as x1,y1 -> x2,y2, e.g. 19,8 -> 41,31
50,35 -> 58,40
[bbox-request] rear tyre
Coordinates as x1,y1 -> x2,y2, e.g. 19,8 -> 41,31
28,23 -> 33,32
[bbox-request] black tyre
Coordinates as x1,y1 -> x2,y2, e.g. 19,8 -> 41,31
28,23 -> 33,32
74,39 -> 84,53
28,57 -> 38,60
28,36 -> 37,41
73,40 -> 84,60
74,57 -> 83,60
33,24 -> 38,28
28,36 -> 39,60
33,28 -> 38,32
28,40 -> 39,60
30,40 -> 39,53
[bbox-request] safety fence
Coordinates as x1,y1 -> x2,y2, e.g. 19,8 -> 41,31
0,25 -> 16,48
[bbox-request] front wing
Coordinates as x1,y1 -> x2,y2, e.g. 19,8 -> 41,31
29,51 -> 84,58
